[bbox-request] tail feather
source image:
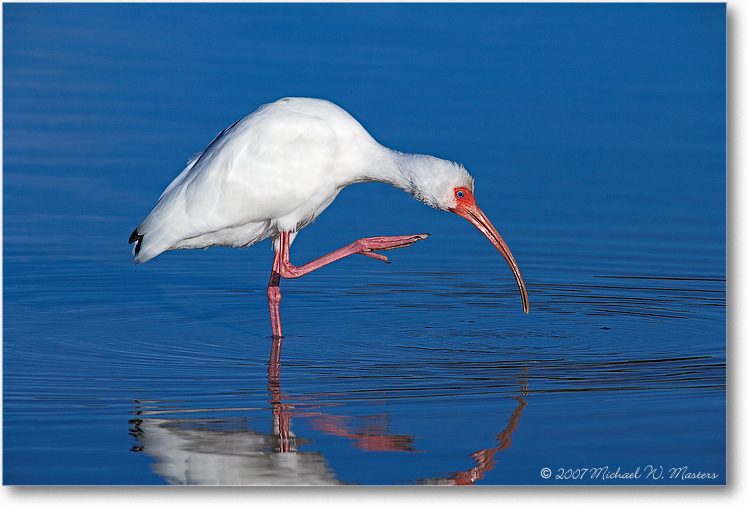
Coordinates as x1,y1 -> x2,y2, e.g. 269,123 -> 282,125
129,228 -> 144,262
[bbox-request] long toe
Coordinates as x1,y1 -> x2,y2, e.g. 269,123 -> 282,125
360,234 -> 430,252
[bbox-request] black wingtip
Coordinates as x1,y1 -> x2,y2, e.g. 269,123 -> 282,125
129,228 -> 143,256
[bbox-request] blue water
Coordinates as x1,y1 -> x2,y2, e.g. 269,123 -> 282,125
3,3 -> 725,485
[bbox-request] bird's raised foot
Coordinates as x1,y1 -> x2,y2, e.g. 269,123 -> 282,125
355,234 -> 430,263
275,231 -> 429,279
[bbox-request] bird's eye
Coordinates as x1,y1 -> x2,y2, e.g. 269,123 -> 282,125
456,190 -> 464,198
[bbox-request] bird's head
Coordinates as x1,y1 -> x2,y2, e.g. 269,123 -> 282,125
447,186 -> 529,314
393,153 -> 529,314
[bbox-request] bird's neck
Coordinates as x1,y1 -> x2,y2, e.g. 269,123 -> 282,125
367,150 -> 436,196
335,145 -> 453,210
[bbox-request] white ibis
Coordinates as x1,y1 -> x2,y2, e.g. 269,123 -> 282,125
130,97 -> 529,337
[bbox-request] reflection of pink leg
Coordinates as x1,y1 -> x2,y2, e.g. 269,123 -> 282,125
266,231 -> 428,338
267,335 -> 290,452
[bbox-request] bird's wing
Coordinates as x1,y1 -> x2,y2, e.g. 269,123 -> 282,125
133,105 -> 341,261
157,118 -> 242,201
183,109 -> 340,229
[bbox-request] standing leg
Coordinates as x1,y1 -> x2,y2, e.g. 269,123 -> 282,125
267,230 -> 429,338
267,248 -> 283,338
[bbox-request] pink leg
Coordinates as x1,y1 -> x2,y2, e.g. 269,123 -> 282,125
267,249 -> 283,338
266,231 -> 428,337
276,231 -> 429,279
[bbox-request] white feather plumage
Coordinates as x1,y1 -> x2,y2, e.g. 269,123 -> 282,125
131,97 -> 473,263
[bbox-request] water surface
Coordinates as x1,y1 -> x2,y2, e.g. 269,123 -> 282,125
3,3 -> 725,485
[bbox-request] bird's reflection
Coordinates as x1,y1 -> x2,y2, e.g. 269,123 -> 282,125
129,416 -> 339,485
267,336 -> 416,455
130,337 -> 527,485
418,373 -> 528,485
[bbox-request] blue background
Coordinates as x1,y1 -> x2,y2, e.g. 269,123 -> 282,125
4,3 -> 725,485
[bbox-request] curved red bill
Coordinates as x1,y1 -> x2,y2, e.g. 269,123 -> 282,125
450,189 -> 529,314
